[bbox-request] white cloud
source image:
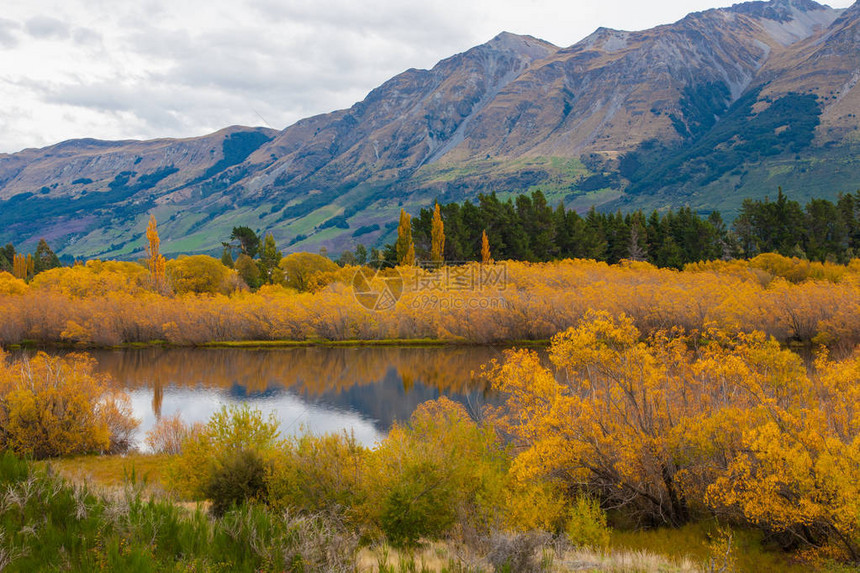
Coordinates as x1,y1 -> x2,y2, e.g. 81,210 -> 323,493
0,18 -> 21,48
24,15 -> 70,39
0,0 -> 855,153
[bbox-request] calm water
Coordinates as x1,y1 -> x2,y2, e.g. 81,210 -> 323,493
84,346 -> 510,449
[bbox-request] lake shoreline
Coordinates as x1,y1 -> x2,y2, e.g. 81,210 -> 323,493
4,337 -> 552,351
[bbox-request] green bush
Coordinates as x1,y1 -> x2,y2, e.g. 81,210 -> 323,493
565,495 -> 610,549
205,448 -> 269,516
378,459 -> 458,547
266,431 -> 367,517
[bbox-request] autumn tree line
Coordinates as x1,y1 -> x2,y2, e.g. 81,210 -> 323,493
0,238 -> 61,280
390,188 -> 860,267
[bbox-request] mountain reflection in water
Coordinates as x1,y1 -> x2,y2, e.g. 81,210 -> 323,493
88,346 -> 508,448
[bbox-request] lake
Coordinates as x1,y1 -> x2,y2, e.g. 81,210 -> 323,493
84,346 -> 512,449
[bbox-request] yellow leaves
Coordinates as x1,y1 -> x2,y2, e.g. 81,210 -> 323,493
550,310 -> 640,375
30,260 -> 149,297
0,271 -> 28,295
2,257 -> 860,349
431,201 -> 445,264
166,255 -> 235,294
488,311 -> 860,541
278,252 -> 339,291
146,214 -> 167,292
0,352 -> 138,459
481,229 -> 493,264
169,405 -> 282,499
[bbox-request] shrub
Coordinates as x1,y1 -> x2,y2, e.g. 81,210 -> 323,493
0,451 -> 358,572
378,459 -> 458,547
169,404 -> 281,499
0,272 -> 27,295
166,254 -> 236,294
0,351 -> 138,459
266,431 -> 367,517
205,448 -> 269,516
0,449 -> 28,484
486,531 -> 553,573
366,397 -> 508,546
145,413 -> 194,454
280,511 -> 359,573
566,495 -> 610,549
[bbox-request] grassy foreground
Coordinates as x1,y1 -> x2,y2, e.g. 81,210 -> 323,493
23,453 -> 818,573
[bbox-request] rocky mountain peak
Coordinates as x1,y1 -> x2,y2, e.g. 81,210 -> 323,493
728,0 -> 829,22
481,31 -> 559,61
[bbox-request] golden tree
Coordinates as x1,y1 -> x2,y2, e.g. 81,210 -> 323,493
395,209 -> 415,266
146,214 -> 167,292
431,202 -> 445,264
12,253 -> 33,280
481,229 -> 493,264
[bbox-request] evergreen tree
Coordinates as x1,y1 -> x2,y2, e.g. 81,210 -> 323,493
606,211 -> 630,264
478,193 -> 508,259
33,238 -> 61,275
733,200 -> 758,257
804,199 -> 844,262
258,233 -> 283,284
0,244 -> 14,270
460,201 -> 485,260
521,190 -> 555,260
355,244 -> 368,265
220,246 -> 235,268
583,207 -> 608,261
230,226 -> 261,258
837,191 -> 860,257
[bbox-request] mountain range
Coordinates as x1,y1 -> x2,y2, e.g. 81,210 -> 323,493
1,0 -> 859,259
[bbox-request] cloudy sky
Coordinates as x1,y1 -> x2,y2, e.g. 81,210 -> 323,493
1,0 -> 854,153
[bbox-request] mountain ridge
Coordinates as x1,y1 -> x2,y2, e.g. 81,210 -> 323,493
1,0 -> 859,259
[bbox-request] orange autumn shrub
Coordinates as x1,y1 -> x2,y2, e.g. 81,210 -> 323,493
0,257 -> 858,347
485,311 -> 860,557
0,351 -> 138,458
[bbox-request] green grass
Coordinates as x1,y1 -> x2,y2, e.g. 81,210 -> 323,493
610,521 -> 815,573
1,451 -> 357,572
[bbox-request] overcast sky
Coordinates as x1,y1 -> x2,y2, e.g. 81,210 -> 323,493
0,0 -> 854,154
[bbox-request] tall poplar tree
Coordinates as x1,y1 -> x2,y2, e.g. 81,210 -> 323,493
431,202 -> 445,264
146,215 -> 167,292
395,209 -> 415,266
481,229 -> 492,264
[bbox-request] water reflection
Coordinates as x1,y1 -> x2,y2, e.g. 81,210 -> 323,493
88,346 -> 507,448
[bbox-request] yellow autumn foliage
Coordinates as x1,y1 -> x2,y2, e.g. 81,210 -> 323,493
0,255 -> 858,349
0,351 -> 138,459
485,311 -> 860,557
